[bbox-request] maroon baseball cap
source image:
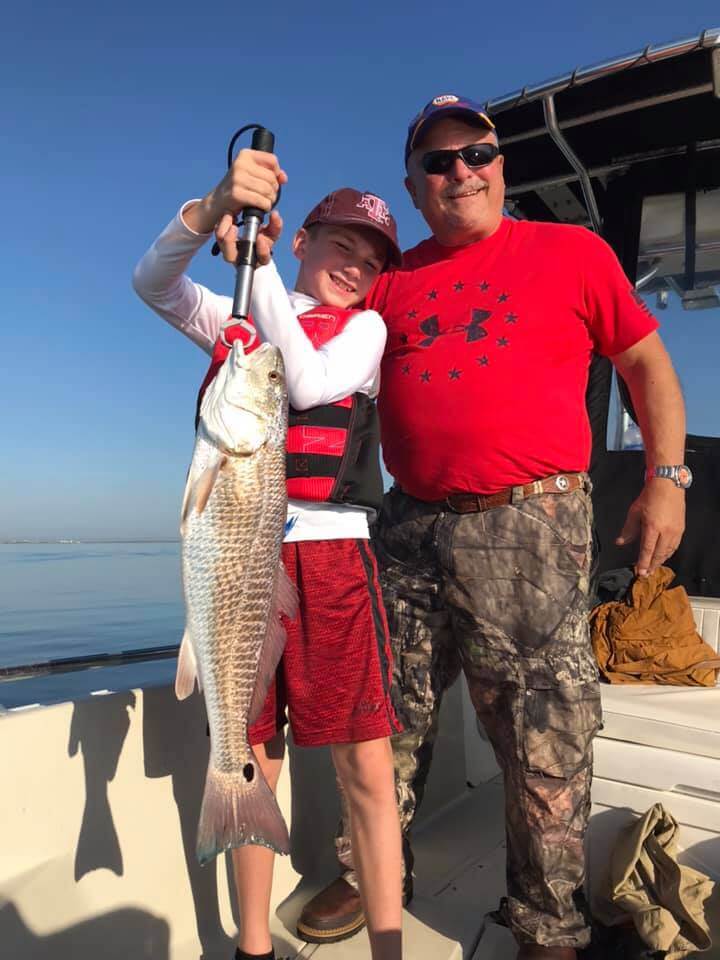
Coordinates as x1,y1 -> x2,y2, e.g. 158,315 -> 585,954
302,188 -> 402,267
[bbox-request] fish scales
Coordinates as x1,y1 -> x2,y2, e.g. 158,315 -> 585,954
185,446 -> 283,759
177,342 -> 295,863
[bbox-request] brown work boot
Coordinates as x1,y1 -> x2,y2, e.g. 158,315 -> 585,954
517,947 -> 577,959
296,876 -> 365,944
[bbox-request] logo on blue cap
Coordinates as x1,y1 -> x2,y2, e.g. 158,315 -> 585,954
431,94 -> 460,106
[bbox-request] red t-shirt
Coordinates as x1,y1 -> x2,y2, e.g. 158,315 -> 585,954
366,217 -> 659,500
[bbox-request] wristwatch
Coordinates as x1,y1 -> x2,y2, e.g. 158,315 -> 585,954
645,465 -> 693,489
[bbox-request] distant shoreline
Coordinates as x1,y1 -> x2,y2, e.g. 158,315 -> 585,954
1,539 -> 180,545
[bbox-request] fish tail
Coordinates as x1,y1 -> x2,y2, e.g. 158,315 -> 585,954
196,760 -> 290,865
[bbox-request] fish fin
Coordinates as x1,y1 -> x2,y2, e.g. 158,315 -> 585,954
276,560 -> 299,622
180,454 -> 226,536
175,628 -> 200,700
179,468 -> 196,535
247,616 -> 287,728
196,760 -> 290,865
195,456 -> 226,514
247,562 -> 298,726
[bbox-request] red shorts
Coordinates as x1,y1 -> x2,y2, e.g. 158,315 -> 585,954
249,538 -> 401,748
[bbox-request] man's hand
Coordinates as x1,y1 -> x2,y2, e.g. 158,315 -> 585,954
610,332 -> 687,577
616,480 -> 686,577
214,210 -> 283,266
183,149 -> 288,235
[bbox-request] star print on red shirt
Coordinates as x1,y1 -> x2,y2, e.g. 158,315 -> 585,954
366,218 -> 659,500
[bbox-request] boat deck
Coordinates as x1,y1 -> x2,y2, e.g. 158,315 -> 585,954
0,674 -> 517,960
279,780 -> 510,960
3,673 -> 719,960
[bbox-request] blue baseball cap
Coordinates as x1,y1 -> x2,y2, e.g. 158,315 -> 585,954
405,94 -> 496,164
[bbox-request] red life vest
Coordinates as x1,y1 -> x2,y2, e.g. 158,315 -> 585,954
196,305 -> 383,512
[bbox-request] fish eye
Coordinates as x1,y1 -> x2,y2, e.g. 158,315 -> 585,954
268,370 -> 280,383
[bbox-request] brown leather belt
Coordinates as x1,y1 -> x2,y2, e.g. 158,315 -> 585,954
442,473 -> 584,514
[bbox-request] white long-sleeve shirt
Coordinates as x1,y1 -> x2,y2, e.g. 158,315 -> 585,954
133,202 -> 386,541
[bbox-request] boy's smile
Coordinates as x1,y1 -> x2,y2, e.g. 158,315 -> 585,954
293,224 -> 387,309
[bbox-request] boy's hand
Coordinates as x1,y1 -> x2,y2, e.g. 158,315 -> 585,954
215,210 -> 283,266
185,150 -> 288,235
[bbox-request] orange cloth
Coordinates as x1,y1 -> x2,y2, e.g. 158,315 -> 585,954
591,567 -> 720,686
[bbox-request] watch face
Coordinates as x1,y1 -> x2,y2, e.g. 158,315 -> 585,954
677,465 -> 693,488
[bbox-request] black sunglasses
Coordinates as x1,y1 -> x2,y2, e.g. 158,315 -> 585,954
421,142 -> 499,175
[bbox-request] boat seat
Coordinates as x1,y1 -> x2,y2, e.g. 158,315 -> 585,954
598,597 -> 720,760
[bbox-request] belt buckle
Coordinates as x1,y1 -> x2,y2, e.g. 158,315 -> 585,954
554,474 -> 570,492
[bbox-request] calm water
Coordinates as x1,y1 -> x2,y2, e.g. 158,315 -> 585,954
0,543 -> 184,702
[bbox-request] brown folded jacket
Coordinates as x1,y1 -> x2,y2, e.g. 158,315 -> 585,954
591,566 -> 720,686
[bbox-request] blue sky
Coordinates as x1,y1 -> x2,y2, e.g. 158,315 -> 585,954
1,2 -> 718,539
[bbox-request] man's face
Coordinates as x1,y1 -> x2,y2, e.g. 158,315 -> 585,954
405,117 -> 505,245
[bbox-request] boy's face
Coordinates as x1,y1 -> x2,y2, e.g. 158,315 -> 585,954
293,224 -> 387,308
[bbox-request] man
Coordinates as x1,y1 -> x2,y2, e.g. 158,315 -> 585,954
298,96 -> 688,959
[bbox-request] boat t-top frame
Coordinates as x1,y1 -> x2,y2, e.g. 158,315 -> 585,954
484,27 -> 720,307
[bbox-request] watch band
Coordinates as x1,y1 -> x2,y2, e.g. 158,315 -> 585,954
645,465 -> 693,488
651,465 -> 675,481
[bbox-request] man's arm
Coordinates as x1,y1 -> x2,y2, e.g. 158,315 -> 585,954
611,330 -> 687,576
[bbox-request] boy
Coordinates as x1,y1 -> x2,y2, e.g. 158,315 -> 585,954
133,148 -> 403,960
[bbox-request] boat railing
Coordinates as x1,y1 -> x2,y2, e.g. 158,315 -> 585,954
0,644 -> 179,682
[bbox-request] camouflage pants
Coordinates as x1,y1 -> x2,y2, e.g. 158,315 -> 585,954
336,478 -> 602,948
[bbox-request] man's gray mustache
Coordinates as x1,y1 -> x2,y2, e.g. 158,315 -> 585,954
442,186 -> 488,199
